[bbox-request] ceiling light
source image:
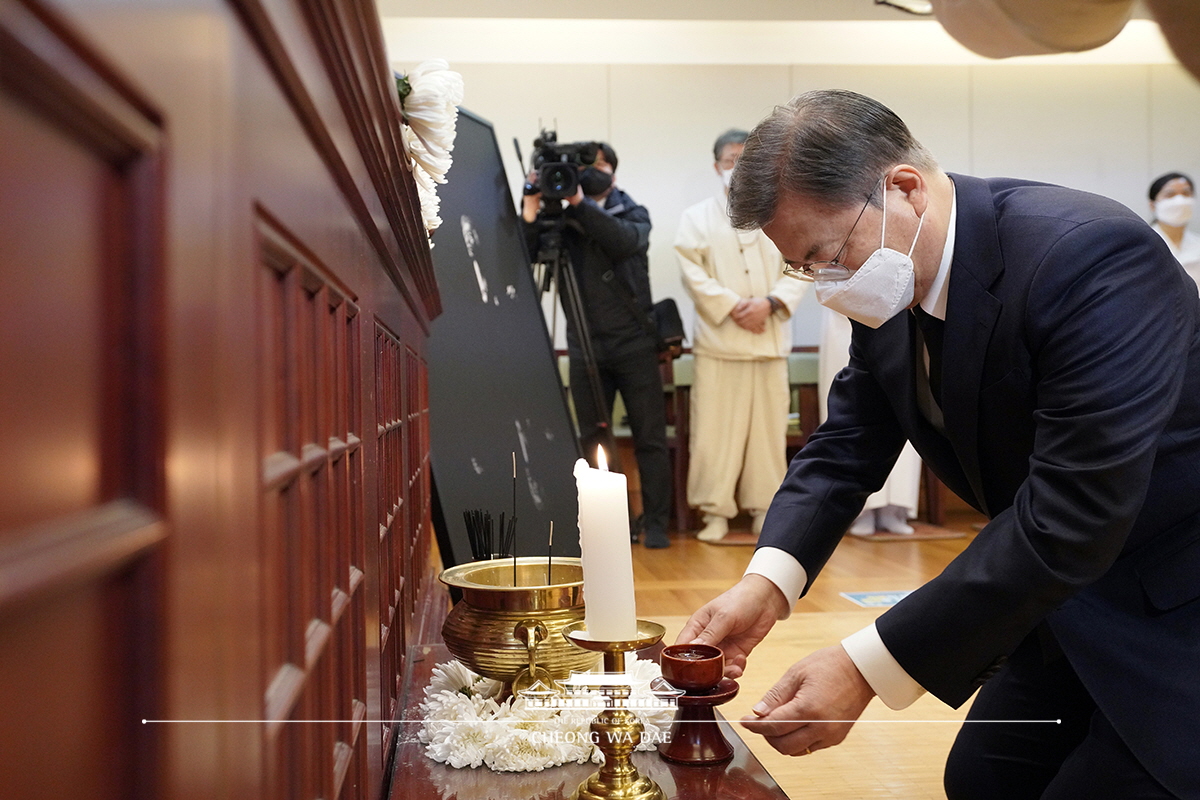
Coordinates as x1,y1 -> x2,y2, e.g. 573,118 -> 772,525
875,0 -> 934,15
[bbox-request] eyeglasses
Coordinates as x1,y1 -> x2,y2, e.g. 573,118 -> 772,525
783,177 -> 883,282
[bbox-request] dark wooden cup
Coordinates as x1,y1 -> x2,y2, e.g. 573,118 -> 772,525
658,644 -> 738,765
660,643 -> 723,693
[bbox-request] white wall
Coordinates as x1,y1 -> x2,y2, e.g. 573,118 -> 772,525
404,59 -> 1200,347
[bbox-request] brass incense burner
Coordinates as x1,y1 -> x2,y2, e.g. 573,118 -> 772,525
439,557 -> 599,691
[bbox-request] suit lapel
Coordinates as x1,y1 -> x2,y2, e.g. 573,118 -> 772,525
941,174 -> 1005,516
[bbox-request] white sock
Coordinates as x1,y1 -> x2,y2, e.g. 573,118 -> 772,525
878,505 -> 914,534
697,515 -> 729,542
848,508 -> 876,536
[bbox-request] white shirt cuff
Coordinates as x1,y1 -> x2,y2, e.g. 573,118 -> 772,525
744,547 -> 807,619
841,622 -> 926,710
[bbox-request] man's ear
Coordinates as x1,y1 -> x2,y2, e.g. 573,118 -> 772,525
888,165 -> 929,217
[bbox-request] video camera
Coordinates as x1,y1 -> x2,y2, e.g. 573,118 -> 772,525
526,130 -> 600,201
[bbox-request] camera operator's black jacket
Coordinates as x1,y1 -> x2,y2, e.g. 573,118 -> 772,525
524,187 -> 655,360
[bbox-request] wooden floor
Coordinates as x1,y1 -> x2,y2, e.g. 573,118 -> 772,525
633,511 -> 983,800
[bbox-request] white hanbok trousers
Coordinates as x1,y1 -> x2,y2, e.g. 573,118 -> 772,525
687,355 -> 790,520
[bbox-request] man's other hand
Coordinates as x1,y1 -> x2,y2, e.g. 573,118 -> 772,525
674,574 -> 789,679
739,644 -> 876,756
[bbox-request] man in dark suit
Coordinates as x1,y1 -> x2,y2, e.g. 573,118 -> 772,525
677,90 -> 1200,799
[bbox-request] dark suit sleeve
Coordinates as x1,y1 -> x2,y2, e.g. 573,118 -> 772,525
877,217 -> 1195,706
757,329 -> 911,591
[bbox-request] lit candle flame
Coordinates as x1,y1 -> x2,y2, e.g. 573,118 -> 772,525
596,445 -> 608,472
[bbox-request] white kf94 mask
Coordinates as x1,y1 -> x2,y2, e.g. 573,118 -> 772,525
815,186 -> 926,328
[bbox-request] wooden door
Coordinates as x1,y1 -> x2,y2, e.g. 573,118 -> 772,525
1,0 -> 443,796
0,0 -> 166,795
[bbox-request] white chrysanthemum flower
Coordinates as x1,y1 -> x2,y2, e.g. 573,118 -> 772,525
417,659 -> 673,772
395,59 -> 462,233
426,660 -> 479,696
473,677 -> 503,700
543,710 -> 597,764
402,127 -> 443,233
428,718 -> 492,769
506,696 -> 557,727
622,657 -> 676,751
484,724 -> 562,772
422,660 -> 501,707
420,691 -> 476,746
626,656 -> 663,687
398,59 -> 463,183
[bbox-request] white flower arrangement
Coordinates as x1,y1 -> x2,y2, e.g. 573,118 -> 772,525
418,658 -> 675,773
396,59 -> 464,234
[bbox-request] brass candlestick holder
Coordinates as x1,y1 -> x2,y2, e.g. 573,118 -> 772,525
562,619 -> 667,800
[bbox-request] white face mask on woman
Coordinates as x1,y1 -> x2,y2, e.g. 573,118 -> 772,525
1155,194 -> 1194,227
815,186 -> 926,329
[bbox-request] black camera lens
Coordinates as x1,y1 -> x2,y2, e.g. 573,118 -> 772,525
539,163 -> 579,200
545,166 -> 572,193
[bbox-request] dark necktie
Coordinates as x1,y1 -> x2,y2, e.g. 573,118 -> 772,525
913,306 -> 945,406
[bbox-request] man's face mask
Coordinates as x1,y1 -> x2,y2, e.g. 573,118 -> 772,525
815,185 -> 926,329
580,167 -> 613,197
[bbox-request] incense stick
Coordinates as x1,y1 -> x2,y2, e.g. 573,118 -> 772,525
547,520 -> 554,585
512,453 -> 519,585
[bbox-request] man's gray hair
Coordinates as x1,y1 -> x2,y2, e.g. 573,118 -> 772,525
728,89 -> 938,230
713,128 -> 749,162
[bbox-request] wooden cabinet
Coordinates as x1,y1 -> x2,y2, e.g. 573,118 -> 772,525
0,0 -> 441,797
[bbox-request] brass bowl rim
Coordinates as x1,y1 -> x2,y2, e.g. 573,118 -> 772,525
439,556 -> 583,591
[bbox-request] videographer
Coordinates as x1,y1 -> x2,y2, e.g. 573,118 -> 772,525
521,142 -> 672,549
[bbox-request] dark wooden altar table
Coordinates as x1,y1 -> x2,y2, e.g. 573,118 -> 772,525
390,643 -> 790,800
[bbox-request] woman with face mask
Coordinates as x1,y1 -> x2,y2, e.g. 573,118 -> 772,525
1148,171 -> 1200,293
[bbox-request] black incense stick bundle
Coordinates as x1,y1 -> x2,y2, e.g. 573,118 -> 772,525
462,509 -> 500,561
463,501 -> 520,568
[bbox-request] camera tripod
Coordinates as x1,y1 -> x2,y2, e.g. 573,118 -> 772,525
529,211 -> 625,479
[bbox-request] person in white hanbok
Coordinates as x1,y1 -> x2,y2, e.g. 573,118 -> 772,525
1147,172 -> 1200,294
819,308 -> 922,534
676,130 -> 808,542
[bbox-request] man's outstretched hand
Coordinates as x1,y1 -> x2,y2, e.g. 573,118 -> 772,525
674,574 -> 789,679
739,644 -> 876,756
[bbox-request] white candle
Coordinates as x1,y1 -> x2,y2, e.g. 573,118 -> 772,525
574,449 -> 637,642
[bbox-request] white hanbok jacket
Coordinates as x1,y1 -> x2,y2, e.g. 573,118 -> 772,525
675,193 -> 807,360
